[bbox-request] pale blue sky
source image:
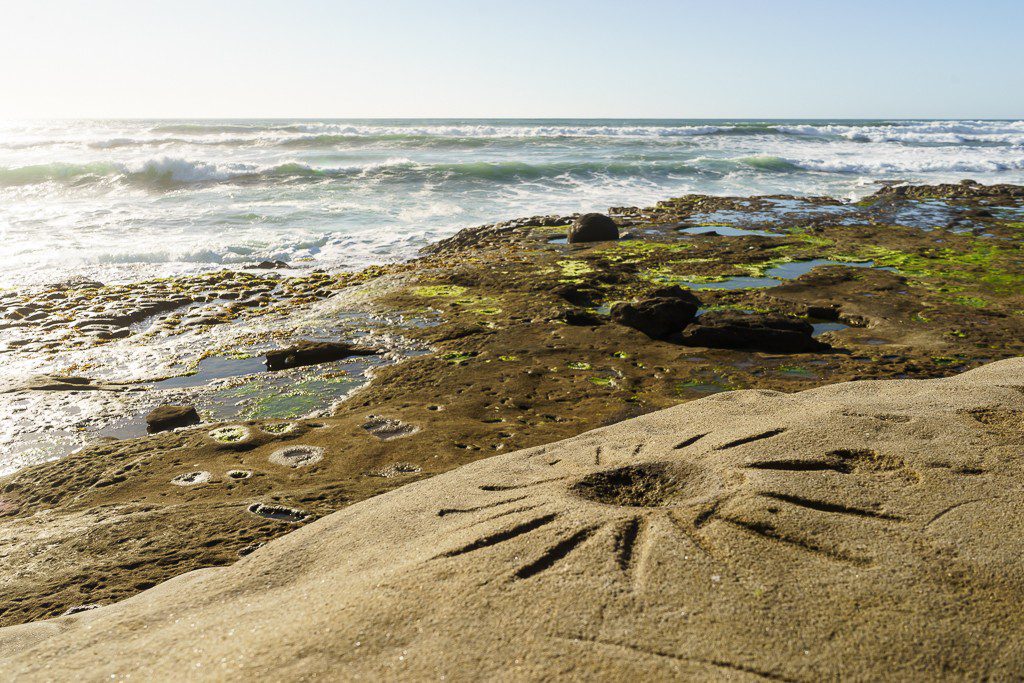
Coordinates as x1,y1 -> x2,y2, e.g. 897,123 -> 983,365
1,0 -> 1021,119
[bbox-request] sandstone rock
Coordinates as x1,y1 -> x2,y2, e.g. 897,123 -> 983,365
5,361 -> 1024,679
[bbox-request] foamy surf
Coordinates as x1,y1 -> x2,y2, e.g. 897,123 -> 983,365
1,118 -> 1023,288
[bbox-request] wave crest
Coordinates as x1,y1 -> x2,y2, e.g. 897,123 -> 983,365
4,120 -> 1023,154
0,156 -> 709,188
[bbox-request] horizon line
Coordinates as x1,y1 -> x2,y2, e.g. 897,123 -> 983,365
2,115 -> 1022,122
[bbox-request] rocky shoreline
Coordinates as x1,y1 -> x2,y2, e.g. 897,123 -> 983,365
0,180 -> 1022,627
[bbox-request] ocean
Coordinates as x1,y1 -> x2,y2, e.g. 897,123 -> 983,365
1,118 -> 1024,288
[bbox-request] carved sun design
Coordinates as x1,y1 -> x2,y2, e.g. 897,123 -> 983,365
431,427 -> 911,583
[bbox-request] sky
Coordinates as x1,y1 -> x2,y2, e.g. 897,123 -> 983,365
1,0 -> 1022,119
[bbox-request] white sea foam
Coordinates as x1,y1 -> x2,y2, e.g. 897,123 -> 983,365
5,120 -> 1024,153
2,118 -> 1024,289
776,120 -> 1024,145
788,156 -> 1024,174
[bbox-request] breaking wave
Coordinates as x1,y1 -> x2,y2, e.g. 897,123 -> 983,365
5,148 -> 1024,190
0,156 -> 713,188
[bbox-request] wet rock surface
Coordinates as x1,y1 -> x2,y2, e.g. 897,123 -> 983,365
265,341 -> 377,371
0,183 -> 1021,627
0,375 -> 127,394
0,266 -> 395,357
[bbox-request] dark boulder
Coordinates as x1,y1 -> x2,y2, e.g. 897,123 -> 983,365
265,341 -> 377,371
680,311 -> 829,353
611,286 -> 701,340
806,305 -> 840,321
146,404 -> 201,433
568,213 -> 619,244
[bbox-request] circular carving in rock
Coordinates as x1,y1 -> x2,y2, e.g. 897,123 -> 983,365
171,471 -> 211,487
247,503 -> 308,523
208,425 -> 251,444
262,422 -> 296,435
269,445 -> 324,468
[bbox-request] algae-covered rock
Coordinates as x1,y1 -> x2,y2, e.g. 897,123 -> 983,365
681,311 -> 829,353
610,286 -> 700,339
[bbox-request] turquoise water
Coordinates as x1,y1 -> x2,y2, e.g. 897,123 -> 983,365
1,118 -> 1023,287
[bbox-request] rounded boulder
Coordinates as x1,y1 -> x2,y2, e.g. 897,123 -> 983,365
567,213 -> 619,243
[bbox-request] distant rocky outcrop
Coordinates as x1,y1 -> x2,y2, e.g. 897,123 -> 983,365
871,178 -> 1024,200
0,375 -> 127,394
248,260 -> 291,270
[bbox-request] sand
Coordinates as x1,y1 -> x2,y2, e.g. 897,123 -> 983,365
1,358 -> 1022,680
